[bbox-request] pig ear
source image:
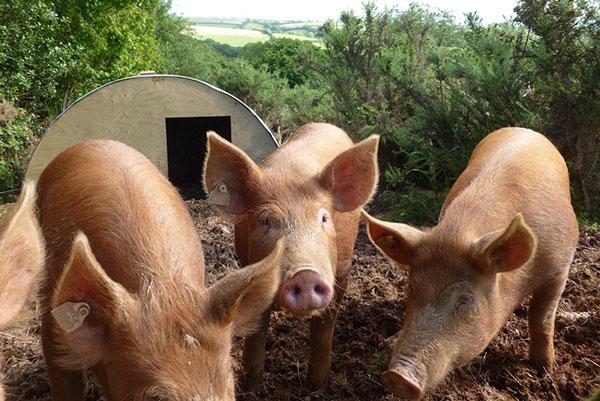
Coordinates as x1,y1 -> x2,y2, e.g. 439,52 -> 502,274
471,213 -> 537,273
207,239 -> 283,336
362,210 -> 423,267
0,182 -> 44,327
203,131 -> 263,214
51,232 -> 133,368
321,135 -> 380,212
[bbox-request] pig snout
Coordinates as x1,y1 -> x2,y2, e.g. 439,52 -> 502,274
278,269 -> 333,313
382,358 -> 426,400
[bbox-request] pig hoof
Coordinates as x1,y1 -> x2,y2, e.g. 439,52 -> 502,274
529,349 -> 554,374
530,359 -> 553,375
241,371 -> 262,391
384,333 -> 400,350
307,371 -> 328,390
382,368 -> 423,400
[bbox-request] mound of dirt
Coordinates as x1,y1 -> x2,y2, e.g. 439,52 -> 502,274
1,201 -> 598,400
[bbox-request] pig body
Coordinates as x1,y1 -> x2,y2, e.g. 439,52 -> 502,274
364,127 -> 578,399
203,123 -> 379,389
37,140 -> 282,401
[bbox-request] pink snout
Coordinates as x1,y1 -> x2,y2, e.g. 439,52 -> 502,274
382,361 -> 424,400
278,270 -> 333,314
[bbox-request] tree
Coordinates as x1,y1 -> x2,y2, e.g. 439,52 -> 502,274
515,0 -> 600,219
241,38 -> 323,87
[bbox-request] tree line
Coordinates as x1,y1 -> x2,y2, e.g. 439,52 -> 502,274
1,0 -> 598,222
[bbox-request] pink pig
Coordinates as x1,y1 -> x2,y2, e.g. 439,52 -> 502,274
203,123 -> 379,389
364,128 -> 578,399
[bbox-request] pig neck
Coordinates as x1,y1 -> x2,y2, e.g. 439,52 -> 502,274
261,123 -> 354,177
434,163 -> 532,322
39,143 -> 206,298
92,177 -> 206,297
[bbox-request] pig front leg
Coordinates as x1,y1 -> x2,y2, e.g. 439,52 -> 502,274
307,261 -> 351,389
41,315 -> 86,401
527,274 -> 568,371
308,307 -> 339,389
241,308 -> 272,391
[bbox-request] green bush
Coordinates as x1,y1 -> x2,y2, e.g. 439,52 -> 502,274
318,1 -> 599,223
0,101 -> 39,191
240,38 -> 323,87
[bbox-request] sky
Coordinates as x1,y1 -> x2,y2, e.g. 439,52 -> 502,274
170,0 -> 518,24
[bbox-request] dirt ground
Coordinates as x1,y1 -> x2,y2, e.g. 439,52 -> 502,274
1,200 -> 599,401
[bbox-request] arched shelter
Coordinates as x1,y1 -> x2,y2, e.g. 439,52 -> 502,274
26,73 -> 277,191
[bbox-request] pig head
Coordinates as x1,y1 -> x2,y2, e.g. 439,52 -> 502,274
364,212 -> 538,399
203,125 -> 379,316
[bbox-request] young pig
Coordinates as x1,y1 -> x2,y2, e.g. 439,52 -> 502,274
37,140 -> 283,401
203,123 -> 379,389
0,183 -> 45,400
363,127 -> 578,400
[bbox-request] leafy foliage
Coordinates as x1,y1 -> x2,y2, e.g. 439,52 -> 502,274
318,1 -> 599,222
515,0 -> 600,219
241,38 -> 322,86
0,101 -> 38,191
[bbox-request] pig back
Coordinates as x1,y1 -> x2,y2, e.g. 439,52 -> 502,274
261,123 -> 355,177
37,140 -> 205,300
440,128 -> 578,279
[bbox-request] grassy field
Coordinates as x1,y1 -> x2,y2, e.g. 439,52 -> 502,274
189,25 -> 269,46
186,17 -> 322,47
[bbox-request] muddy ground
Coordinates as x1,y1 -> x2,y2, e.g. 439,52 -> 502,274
1,200 -> 599,401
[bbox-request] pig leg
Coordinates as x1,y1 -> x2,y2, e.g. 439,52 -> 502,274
308,307 -> 338,389
527,274 -> 567,371
307,261 -> 351,389
41,316 -> 86,401
241,308 -> 272,390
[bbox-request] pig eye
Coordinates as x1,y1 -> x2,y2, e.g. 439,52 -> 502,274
319,208 -> 330,225
259,213 -> 278,233
456,293 -> 473,312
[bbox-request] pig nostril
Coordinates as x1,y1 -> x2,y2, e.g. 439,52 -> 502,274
314,284 -> 322,295
292,286 -> 301,297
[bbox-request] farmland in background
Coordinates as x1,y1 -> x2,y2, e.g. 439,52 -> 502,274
185,17 -> 321,46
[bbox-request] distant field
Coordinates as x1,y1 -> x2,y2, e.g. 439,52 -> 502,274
189,25 -> 269,46
190,26 -> 267,38
185,18 -> 322,47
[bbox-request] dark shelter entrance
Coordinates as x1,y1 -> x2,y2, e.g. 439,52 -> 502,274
166,116 -> 231,198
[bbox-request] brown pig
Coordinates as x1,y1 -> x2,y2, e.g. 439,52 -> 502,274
36,140 -> 283,401
203,123 -> 379,389
363,127 -> 578,400
0,183 -> 45,400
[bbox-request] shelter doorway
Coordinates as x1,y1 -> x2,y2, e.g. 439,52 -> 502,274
166,116 -> 231,197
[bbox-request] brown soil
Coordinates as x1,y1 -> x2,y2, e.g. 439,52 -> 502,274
1,201 -> 599,401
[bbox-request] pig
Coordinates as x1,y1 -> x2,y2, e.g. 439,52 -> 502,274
203,122 -> 380,389
362,127 -> 579,400
0,183 -> 45,400
36,140 -> 283,401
